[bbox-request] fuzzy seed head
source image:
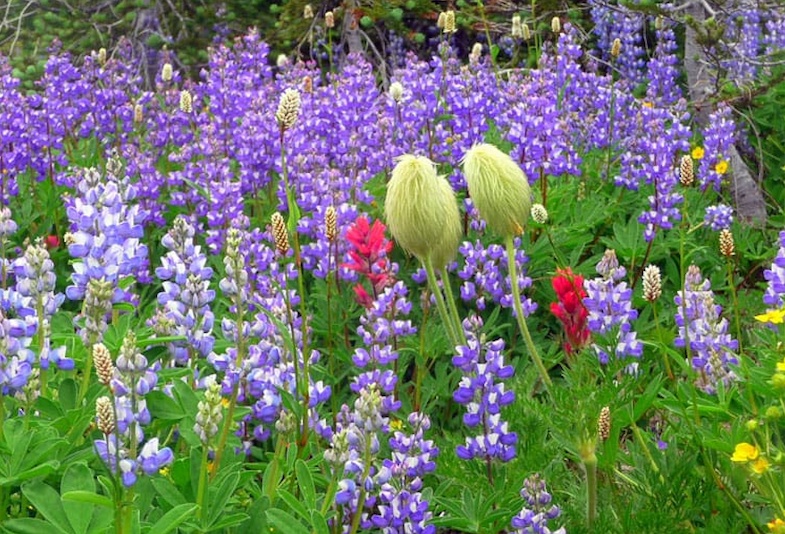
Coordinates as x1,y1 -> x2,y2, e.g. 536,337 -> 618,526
462,143 -> 532,238
386,155 -> 461,269
470,42 -> 483,63
98,48 -> 107,65
133,103 -> 143,124
303,3 -> 314,19
598,406 -> 611,441
611,38 -> 622,59
325,206 -> 337,241
325,11 -> 334,28
531,203 -> 548,224
389,81 -> 404,103
642,264 -> 662,302
679,155 -> 694,186
271,212 -> 289,255
551,16 -> 561,34
511,15 -> 523,38
443,10 -> 457,34
94,343 -> 115,386
276,88 -> 301,131
162,63 -> 173,82
96,396 -> 115,435
720,229 -> 735,257
179,90 -> 192,113
522,22 -> 531,41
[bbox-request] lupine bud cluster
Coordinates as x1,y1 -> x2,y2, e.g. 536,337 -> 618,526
276,88 -> 301,131
511,474 -> 566,534
194,378 -> 223,446
642,265 -> 662,302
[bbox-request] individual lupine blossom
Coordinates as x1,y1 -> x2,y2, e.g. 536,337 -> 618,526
154,216 -> 215,366
550,268 -> 590,355
64,165 -> 149,324
697,105 -> 735,191
454,238 -> 538,316
510,474 -> 566,534
370,412 -> 439,533
453,315 -> 517,463
341,216 -> 396,308
704,204 -> 733,231
93,336 -> 173,487
13,240 -> 72,371
351,281 -> 415,414
582,250 -> 642,367
674,265 -> 739,394
763,231 -> 785,310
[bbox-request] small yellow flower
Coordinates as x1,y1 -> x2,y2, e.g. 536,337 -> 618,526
731,442 -> 759,462
642,101 -> 653,108
715,160 -> 729,175
755,309 -> 785,324
221,398 -> 231,408
159,466 -> 171,477
691,147 -> 705,160
777,359 -> 785,372
752,456 -> 771,474
389,419 -> 403,431
768,517 -> 785,534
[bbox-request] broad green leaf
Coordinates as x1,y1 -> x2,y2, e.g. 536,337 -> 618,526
295,459 -> 315,508
150,477 -> 187,509
147,503 -> 198,534
146,390 -> 186,421
1,517 -> 68,534
206,471 -> 240,527
61,464 -> 96,534
61,491 -> 113,508
265,509 -> 309,534
277,489 -> 309,522
310,510 -> 330,534
22,480 -> 73,534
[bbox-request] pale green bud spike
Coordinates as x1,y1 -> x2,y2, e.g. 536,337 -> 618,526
462,143 -> 532,238
385,155 -> 461,269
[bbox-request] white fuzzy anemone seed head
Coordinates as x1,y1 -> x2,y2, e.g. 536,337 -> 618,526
385,155 -> 462,269
462,143 -> 532,238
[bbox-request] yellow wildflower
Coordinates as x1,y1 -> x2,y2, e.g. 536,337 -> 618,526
389,419 -> 403,431
777,359 -> 785,372
752,456 -> 771,474
691,147 -> 705,160
642,101 -> 653,108
768,517 -> 785,534
715,160 -> 729,175
731,442 -> 759,462
755,309 -> 785,324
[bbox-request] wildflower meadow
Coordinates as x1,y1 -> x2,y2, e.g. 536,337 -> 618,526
2,1 -> 785,533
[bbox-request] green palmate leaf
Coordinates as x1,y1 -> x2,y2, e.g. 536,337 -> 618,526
206,472 -> 240,527
147,503 -> 199,534
22,480 -> 73,534
146,390 -> 186,421
265,509 -> 309,534
61,464 -> 97,534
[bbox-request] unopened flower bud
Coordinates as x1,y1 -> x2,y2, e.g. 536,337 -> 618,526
325,11 -> 334,28
642,264 -> 662,302
551,16 -> 561,34
443,10 -> 456,34
96,396 -> 115,435
531,203 -> 548,224
611,38 -> 622,59
162,63 -> 173,82
98,47 -> 107,65
719,229 -> 735,257
389,81 -> 404,103
386,155 -> 461,269
679,154 -> 694,186
745,419 -> 759,431
303,3 -> 314,19
277,54 -> 289,68
325,206 -> 337,241
133,103 -> 143,124
94,343 -> 115,386
303,75 -> 313,94
469,42 -> 483,63
511,15 -> 523,38
462,143 -> 532,238
774,373 -> 785,390
276,88 -> 301,131
598,406 -> 611,441
437,11 -> 446,29
765,406 -> 781,421
271,212 -> 289,255
179,90 -> 192,113
655,16 -> 664,31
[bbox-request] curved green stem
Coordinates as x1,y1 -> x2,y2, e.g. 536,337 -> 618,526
440,267 -> 466,346
423,257 -> 459,348
505,235 -> 552,388
195,444 -> 210,521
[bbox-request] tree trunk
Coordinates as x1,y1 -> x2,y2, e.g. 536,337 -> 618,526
683,0 -> 767,225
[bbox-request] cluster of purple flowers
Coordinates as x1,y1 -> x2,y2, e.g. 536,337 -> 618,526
511,474 -> 566,534
453,315 -> 517,463
674,265 -> 739,394
582,250 -> 642,368
697,105 -> 735,192
763,231 -> 785,309
704,204 -> 733,231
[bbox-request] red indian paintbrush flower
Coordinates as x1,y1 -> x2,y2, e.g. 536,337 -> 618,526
550,267 -> 590,355
342,216 -> 395,307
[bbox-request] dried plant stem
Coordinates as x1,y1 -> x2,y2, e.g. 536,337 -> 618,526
505,235 -> 552,388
